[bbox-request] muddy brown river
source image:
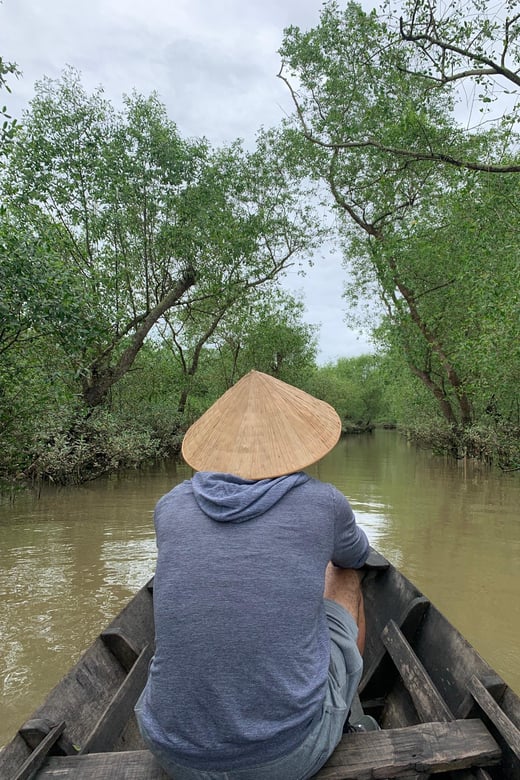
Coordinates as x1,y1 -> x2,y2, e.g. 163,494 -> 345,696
0,430 -> 519,748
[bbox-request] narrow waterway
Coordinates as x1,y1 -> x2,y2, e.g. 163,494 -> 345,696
0,430 -> 519,748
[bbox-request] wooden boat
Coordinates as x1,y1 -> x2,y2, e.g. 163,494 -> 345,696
1,548 -> 519,779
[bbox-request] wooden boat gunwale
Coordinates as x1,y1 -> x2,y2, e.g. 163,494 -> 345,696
1,551 -> 519,779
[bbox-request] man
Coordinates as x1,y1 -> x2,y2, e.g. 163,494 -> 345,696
136,370 -> 372,779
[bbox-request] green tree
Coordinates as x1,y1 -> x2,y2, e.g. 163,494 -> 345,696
3,70 -> 318,413
393,0 -> 520,175
278,1 -> 519,452
218,290 -> 319,387
0,215 -> 90,477
307,355 -> 388,428
0,52 -> 19,153
156,288 -> 318,418
4,72 -> 199,409
283,0 -> 520,174
279,4 -> 471,424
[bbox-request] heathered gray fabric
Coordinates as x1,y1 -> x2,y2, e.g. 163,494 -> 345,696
138,472 -> 369,771
191,471 -> 310,522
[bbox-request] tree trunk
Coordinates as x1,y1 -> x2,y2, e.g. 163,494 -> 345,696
387,256 -> 473,428
409,364 -> 459,427
327,163 -> 474,430
82,267 -> 196,409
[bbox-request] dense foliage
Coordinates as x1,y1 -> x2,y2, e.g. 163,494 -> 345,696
1,0 -> 519,487
278,0 -> 519,465
0,70 -> 322,485
0,52 -> 19,153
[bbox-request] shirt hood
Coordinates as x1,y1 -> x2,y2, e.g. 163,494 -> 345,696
191,471 -> 309,522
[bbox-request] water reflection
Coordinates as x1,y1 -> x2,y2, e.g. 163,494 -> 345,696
0,433 -> 519,748
0,460 -> 192,747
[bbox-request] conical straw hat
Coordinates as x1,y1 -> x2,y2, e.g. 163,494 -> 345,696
181,370 -> 342,479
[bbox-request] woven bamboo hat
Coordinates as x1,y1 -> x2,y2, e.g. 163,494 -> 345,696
181,370 -> 342,479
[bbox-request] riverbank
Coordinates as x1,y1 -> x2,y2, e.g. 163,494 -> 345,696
0,411 -> 185,495
1,412 -> 518,497
404,419 -> 520,471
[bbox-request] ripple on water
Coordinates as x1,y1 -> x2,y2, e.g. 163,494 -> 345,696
0,432 -> 519,748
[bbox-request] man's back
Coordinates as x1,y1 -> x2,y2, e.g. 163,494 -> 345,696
137,472 -> 368,771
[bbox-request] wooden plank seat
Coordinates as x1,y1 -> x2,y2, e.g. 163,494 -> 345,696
34,720 -> 500,779
381,618 -> 454,723
35,750 -> 169,778
316,719 -> 501,779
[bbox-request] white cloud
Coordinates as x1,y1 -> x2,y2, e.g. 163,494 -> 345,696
1,0 -> 373,363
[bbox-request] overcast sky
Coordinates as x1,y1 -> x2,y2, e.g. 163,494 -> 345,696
1,0 -> 374,362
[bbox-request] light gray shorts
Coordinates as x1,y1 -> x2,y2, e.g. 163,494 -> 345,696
137,598 -> 363,780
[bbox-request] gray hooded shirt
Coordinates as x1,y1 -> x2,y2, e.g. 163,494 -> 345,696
138,472 -> 369,771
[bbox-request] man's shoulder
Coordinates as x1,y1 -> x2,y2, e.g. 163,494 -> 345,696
156,479 -> 194,510
293,475 -> 344,506
300,477 -> 354,516
300,475 -> 340,496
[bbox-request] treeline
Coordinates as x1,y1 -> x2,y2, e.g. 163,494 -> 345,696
1,0 -> 519,488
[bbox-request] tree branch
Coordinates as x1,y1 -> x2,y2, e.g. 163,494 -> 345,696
399,16 -> 520,88
82,265 -> 196,407
324,134 -> 520,173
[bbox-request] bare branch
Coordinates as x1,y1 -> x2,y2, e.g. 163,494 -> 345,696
503,13 -> 520,67
326,135 -> 520,173
399,17 -> 520,88
414,278 -> 457,300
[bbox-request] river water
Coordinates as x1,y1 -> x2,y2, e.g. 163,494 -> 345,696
0,430 -> 519,748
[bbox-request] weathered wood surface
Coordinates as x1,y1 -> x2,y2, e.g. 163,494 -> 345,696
410,605 -> 506,724
456,673 -> 507,720
315,720 -> 501,780
35,750 -> 169,778
13,722 -> 65,780
468,675 -> 520,762
360,592 -> 431,702
381,619 -> 454,723
18,717 -> 76,756
80,644 -> 153,754
379,624 -> 512,780
100,628 -> 141,673
34,720 -> 500,780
